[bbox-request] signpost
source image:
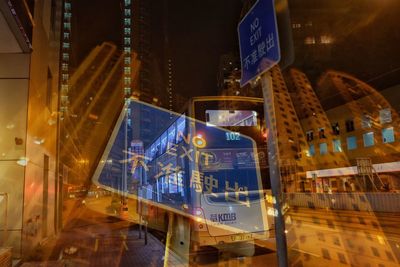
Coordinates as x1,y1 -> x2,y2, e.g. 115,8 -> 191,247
238,0 -> 281,86
238,0 -> 288,266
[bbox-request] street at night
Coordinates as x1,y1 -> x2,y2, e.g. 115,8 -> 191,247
1,0 -> 400,266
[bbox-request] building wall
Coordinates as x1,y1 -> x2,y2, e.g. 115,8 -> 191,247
0,0 -> 61,258
0,72 -> 28,256
22,0 -> 62,257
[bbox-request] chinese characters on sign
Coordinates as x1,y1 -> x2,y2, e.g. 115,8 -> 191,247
122,137 -> 251,207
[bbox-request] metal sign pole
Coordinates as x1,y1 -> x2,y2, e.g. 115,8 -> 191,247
261,71 -> 288,267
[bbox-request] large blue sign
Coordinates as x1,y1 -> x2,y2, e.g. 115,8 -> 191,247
91,99 -> 269,234
238,0 -> 280,86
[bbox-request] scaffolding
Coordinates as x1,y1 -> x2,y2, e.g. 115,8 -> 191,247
356,158 -> 385,191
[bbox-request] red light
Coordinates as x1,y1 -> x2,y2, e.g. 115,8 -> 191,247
262,128 -> 269,139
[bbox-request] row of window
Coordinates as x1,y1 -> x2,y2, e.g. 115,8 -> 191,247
306,109 -> 393,142
307,127 -> 395,156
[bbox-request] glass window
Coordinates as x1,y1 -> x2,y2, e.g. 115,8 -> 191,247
382,127 -> 395,143
167,123 -> 176,148
332,123 -> 340,135
345,119 -> 355,132
347,136 -> 357,150
124,28 -> 131,35
160,132 -> 168,154
205,110 -> 258,126
380,108 -> 392,124
363,132 -> 375,147
362,114 -> 372,128
320,143 -> 328,155
176,115 -> 186,143
333,139 -> 342,152
308,144 -> 315,157
124,18 -> 131,26
319,128 -> 326,139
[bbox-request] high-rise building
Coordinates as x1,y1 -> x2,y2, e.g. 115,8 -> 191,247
60,42 -> 140,186
0,0 -> 62,258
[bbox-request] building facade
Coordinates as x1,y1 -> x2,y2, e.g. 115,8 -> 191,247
0,0 -> 62,258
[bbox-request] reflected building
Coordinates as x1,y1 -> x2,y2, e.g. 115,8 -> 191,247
287,68 -> 352,192
0,0 -> 62,259
285,68 -> 400,192
315,70 -> 400,190
268,67 -> 310,193
60,42 -> 140,187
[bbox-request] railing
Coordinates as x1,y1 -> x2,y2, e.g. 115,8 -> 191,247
285,192 -> 400,212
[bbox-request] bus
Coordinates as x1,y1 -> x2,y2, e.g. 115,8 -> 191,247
138,96 -> 272,260
92,96 -> 273,261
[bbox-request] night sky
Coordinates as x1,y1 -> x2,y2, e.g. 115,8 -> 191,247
73,0 -> 243,97
167,0 -> 243,96
72,0 -> 400,97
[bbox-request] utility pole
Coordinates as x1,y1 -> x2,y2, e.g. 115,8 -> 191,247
261,71 -> 289,267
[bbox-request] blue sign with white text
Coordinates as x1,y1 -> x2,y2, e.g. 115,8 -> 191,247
238,0 -> 280,86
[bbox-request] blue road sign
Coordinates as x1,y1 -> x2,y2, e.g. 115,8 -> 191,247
238,0 -> 280,86
92,99 -> 269,234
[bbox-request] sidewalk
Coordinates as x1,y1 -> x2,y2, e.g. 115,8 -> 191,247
20,205 -> 185,267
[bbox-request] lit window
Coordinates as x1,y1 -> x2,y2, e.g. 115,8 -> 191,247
62,53 -> 69,61
64,12 -> 71,19
124,67 -> 131,75
292,23 -> 301,29
304,36 -> 316,45
320,35 -> 333,44
347,136 -> 357,150
320,143 -> 328,155
124,47 -> 131,54
333,139 -> 342,152
124,77 -> 131,85
124,57 -> 131,65
363,132 -> 375,147
124,0 -> 131,5
124,28 -> 131,35
124,8 -> 131,16
62,42 -> 70,49
382,127 -> 395,143
124,18 -> 131,26
379,108 -> 392,124
64,2 -> 71,10
62,63 -> 68,71
124,37 -> 131,45
63,22 -> 71,29
308,144 -> 315,157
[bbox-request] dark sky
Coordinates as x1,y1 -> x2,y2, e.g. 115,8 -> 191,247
73,0 -> 243,97
73,0 -> 400,97
72,0 -> 121,66
167,0 -> 243,96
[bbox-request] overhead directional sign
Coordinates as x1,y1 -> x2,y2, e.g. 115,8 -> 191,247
238,0 -> 281,86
